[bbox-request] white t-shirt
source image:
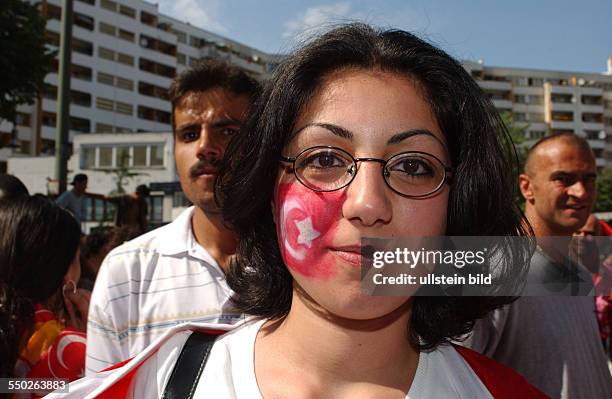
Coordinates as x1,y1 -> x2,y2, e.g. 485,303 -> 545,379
85,207 -> 244,374
173,319 -> 494,398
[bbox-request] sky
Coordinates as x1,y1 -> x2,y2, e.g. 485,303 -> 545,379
152,0 -> 612,74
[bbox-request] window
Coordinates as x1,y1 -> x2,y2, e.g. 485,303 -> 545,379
133,145 -> 147,166
116,77 -> 134,91
177,53 -> 186,65
173,30 -> 187,44
138,106 -> 171,124
118,29 -> 135,42
70,117 -> 90,133
95,123 -> 113,133
116,146 -> 130,167
513,113 -> 527,122
81,146 -> 96,168
42,112 -> 56,127
582,113 -> 603,123
16,113 -> 31,127
528,113 -> 544,122
72,64 -> 92,81
139,58 -> 175,78
98,46 -> 115,61
150,144 -> 164,166
116,52 -> 134,66
100,0 -> 117,12
47,4 -> 62,20
138,81 -> 169,100
73,38 -> 93,55
582,95 -> 602,105
99,22 -> 116,36
42,84 -> 57,100
115,102 -> 133,115
551,94 -> 573,104
76,0 -> 95,5
45,30 -> 60,47
97,71 -> 114,86
96,97 -> 114,111
99,147 -> 112,167
74,13 -> 94,31
71,90 -> 91,107
140,11 -> 157,27
119,5 -> 136,19
551,111 -> 573,122
148,196 -> 163,222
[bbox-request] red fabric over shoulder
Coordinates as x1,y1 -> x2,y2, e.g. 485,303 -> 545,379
96,329 -> 227,398
599,220 -> 612,236
454,345 -> 550,399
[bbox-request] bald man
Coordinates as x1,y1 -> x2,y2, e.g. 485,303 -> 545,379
465,133 -> 612,399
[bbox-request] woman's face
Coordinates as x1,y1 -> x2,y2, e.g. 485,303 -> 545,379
274,69 -> 450,320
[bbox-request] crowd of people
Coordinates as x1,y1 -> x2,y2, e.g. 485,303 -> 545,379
0,23 -> 611,399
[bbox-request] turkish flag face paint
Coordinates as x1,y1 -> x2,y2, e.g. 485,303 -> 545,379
275,182 -> 347,279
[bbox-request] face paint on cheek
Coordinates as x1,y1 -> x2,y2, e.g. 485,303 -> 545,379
275,183 -> 346,279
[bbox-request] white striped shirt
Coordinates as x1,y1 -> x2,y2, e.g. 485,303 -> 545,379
85,207 -> 244,375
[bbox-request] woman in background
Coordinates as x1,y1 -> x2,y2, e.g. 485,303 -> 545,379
0,195 -> 90,385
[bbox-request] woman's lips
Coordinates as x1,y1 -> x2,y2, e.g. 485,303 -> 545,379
329,246 -> 363,266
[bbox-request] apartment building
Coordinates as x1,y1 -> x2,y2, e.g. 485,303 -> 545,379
0,0 -> 280,172
2,0 -> 611,173
464,58 -> 612,170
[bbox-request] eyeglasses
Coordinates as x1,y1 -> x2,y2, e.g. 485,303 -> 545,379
280,146 -> 452,198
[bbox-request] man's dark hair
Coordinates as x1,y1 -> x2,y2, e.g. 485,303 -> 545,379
217,23 -> 532,350
0,174 -> 29,202
0,195 -> 80,377
168,59 -> 261,132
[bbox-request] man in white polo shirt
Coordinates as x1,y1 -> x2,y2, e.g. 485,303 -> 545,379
85,60 -> 260,374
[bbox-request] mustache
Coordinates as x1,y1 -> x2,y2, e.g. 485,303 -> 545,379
189,158 -> 222,178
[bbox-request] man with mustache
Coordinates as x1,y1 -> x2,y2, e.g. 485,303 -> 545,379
85,60 -> 260,374
466,133 -> 612,398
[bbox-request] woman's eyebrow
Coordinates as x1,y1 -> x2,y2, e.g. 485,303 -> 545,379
387,129 -> 444,146
293,122 -> 353,140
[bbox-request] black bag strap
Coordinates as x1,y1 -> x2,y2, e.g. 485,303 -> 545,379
161,331 -> 218,399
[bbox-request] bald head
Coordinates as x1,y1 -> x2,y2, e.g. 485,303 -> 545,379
524,133 -> 593,176
519,134 -> 597,237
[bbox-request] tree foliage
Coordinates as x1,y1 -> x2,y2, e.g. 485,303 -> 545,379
594,171 -> 612,213
0,0 -> 55,124
499,111 -> 530,208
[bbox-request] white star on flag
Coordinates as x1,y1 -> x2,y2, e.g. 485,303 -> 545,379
295,217 -> 321,248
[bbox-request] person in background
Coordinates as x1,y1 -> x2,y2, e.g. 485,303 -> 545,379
0,173 -> 29,202
0,196 -> 90,388
571,214 -> 612,358
56,173 -> 88,227
466,134 -> 612,398
85,59 -> 260,374
113,184 -> 151,235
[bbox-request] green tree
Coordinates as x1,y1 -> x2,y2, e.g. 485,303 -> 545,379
594,171 -> 612,213
499,111 -> 530,208
0,0 -> 55,125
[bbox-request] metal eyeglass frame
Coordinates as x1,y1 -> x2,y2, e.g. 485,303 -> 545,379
280,145 -> 453,198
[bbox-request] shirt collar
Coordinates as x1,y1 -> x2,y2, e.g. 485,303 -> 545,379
157,206 -> 220,268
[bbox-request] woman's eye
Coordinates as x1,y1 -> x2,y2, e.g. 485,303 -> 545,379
390,158 -> 434,176
302,153 -> 345,169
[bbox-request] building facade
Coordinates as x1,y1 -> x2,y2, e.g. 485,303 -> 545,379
464,58 -> 612,170
2,0 -> 611,173
0,0 -> 280,171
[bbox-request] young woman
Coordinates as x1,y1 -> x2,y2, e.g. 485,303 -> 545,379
0,195 -> 90,386
49,24 -> 545,398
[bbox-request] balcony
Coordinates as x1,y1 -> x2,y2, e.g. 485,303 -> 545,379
478,80 -> 512,91
492,99 -> 512,109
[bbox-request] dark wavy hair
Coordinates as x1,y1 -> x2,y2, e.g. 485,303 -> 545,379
0,195 -> 81,377
217,23 -> 532,350
168,58 -> 261,133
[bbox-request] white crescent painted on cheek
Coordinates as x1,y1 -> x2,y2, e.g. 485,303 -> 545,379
279,198 -> 306,261
56,334 -> 87,370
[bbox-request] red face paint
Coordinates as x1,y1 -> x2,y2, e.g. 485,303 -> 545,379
275,182 -> 346,279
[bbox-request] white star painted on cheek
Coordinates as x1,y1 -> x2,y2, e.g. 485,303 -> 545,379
295,217 -> 321,248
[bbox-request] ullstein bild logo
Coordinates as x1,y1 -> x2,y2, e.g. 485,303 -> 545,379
359,236 -> 611,297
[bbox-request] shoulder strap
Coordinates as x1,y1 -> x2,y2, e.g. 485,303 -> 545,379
162,331 -> 218,399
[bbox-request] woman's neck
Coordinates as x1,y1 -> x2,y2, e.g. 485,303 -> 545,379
255,290 -> 418,398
